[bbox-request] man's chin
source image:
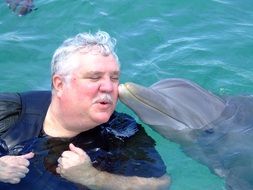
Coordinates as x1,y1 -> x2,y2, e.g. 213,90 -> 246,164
93,112 -> 112,125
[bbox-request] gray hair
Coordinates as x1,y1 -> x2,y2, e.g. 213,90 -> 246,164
51,31 -> 119,86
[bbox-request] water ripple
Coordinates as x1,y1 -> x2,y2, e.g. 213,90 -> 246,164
0,31 -> 46,42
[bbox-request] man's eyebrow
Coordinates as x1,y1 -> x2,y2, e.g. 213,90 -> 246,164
111,71 -> 120,75
85,71 -> 102,75
85,71 -> 120,75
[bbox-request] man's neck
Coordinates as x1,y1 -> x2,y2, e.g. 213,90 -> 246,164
43,104 -> 79,138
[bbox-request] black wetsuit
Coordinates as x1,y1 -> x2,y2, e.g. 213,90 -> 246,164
0,91 -> 167,190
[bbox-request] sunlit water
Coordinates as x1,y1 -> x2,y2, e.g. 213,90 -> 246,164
1,0 -> 253,189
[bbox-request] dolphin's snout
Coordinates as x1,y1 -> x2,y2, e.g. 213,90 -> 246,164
118,83 -> 136,96
118,83 -> 127,95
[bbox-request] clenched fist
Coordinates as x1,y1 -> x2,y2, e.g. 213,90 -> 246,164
0,152 -> 34,184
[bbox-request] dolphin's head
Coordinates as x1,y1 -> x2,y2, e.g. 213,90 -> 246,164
118,79 -> 225,143
118,82 -> 190,129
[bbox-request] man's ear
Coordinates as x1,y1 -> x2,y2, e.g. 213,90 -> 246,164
52,75 -> 64,96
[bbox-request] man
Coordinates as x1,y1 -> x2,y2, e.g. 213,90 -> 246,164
0,31 -> 170,189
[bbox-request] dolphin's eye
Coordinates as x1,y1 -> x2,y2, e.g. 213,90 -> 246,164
204,128 -> 214,134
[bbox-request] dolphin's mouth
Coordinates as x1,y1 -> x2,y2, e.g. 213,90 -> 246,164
119,83 -> 189,128
120,83 -> 160,111
123,83 -> 158,110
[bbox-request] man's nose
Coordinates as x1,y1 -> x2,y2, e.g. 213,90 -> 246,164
99,78 -> 114,92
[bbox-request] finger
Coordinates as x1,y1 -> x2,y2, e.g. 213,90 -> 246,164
21,166 -> 29,174
57,157 -> 72,169
16,158 -> 30,167
14,166 -> 29,174
20,152 -> 34,159
57,157 -> 62,165
61,150 -> 76,158
15,172 -> 26,179
60,157 -> 78,169
69,143 -> 85,156
9,178 -> 21,184
56,166 -> 62,175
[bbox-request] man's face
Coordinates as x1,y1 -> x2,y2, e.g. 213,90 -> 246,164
58,52 -> 120,132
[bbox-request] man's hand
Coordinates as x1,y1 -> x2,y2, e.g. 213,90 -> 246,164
56,143 -> 90,170
0,152 -> 34,184
56,143 -> 97,185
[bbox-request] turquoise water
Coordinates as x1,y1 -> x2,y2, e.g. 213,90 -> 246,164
1,0 -> 253,189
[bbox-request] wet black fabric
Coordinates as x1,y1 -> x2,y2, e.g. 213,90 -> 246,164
0,92 -> 166,190
0,93 -> 21,136
1,91 -> 51,149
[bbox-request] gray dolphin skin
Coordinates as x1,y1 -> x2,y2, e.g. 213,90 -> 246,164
118,78 -> 253,190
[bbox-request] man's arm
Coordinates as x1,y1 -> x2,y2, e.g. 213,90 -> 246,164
56,143 -> 170,190
0,92 -> 33,184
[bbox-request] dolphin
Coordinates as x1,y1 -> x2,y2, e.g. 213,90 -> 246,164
118,78 -> 253,190
6,0 -> 35,16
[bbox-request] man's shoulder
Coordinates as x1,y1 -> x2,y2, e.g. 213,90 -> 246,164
0,92 -> 20,103
0,92 -> 21,135
0,90 -> 51,116
0,90 -> 51,105
0,92 -> 21,119
0,91 -> 51,135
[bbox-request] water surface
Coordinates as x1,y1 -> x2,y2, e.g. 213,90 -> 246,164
1,1 -> 253,189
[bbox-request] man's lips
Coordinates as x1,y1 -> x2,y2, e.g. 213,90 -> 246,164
99,102 -> 110,105
97,99 -> 112,104
96,99 -> 113,106
95,102 -> 113,111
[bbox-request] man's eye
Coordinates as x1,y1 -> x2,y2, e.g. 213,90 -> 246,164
89,76 -> 100,80
111,76 -> 119,81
